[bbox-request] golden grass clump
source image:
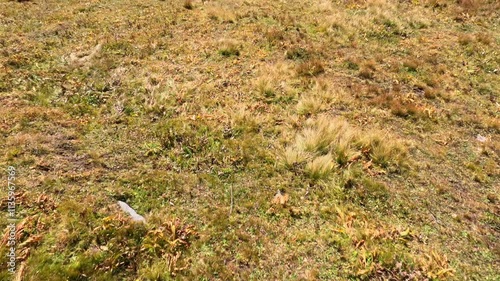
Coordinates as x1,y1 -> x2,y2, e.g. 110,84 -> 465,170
356,132 -> 407,168
144,79 -> 176,114
282,115 -> 407,180
296,81 -> 340,116
296,95 -> 324,116
218,39 -> 240,57
297,117 -> 354,155
283,147 -> 309,168
256,78 -> 276,100
305,154 -> 336,180
229,106 -> 264,135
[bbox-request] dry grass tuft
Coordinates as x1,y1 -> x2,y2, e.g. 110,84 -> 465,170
296,81 -> 339,116
256,78 -> 276,100
357,132 -> 407,168
305,154 -> 336,180
370,92 -> 425,118
297,59 -> 325,77
144,79 -> 176,115
265,28 -> 285,45
475,32 -> 493,45
296,95 -> 324,116
282,115 -> 407,181
390,100 -> 421,118
218,39 -> 240,57
458,33 -> 474,45
229,106 -> 262,135
283,146 -> 309,168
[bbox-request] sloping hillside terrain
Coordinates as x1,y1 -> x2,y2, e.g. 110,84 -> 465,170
0,0 -> 498,280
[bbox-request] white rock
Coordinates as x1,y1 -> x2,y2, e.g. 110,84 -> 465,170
476,134 -> 487,142
117,201 -> 146,223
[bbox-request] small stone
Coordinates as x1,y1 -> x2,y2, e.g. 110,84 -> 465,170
117,201 -> 146,223
476,134 -> 487,142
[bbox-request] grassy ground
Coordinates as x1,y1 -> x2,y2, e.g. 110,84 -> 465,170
0,0 -> 498,280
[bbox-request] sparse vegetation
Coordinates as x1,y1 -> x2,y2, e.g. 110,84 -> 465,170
0,0 -> 498,280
